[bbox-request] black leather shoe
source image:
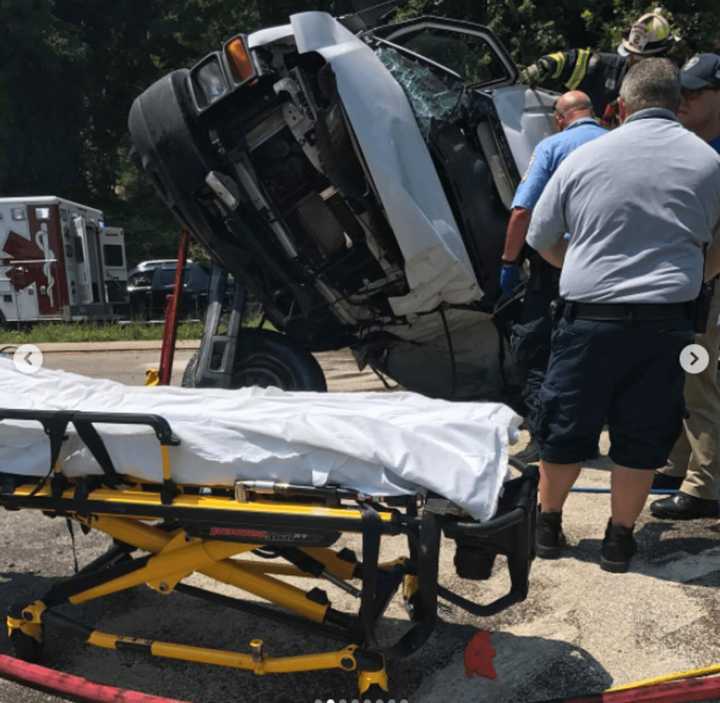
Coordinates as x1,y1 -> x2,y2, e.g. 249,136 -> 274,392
536,508 -> 566,559
650,491 -> 720,520
651,473 -> 684,490
601,519 -> 637,573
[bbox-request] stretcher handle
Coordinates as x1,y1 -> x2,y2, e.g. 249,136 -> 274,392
441,507 -> 525,538
439,465 -> 538,618
0,409 -> 75,493
0,409 -> 180,446
0,408 -> 74,425
72,412 -> 180,446
66,412 -> 181,504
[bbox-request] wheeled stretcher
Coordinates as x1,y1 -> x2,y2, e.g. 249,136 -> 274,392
0,407 -> 537,698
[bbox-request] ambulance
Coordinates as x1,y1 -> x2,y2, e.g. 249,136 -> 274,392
0,196 -> 124,324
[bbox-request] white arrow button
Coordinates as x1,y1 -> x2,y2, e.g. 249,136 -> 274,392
680,344 -> 709,374
13,344 -> 44,375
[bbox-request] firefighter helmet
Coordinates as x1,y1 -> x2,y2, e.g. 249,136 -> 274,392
618,11 -> 672,57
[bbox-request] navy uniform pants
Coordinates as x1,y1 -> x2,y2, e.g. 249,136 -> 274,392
511,257 -> 560,438
537,313 -> 694,469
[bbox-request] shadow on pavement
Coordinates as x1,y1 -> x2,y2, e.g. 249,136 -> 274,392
413,629 -> 612,703
0,567 -> 616,703
565,518 -> 720,587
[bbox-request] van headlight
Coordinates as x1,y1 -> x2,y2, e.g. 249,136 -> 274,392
192,56 -> 228,109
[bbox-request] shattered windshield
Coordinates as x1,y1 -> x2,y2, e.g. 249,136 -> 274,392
376,45 -> 464,138
391,26 -> 511,85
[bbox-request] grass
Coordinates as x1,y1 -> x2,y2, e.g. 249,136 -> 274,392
0,321 -> 205,344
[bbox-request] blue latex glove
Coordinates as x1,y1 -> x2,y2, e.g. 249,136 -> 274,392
499,264 -> 521,296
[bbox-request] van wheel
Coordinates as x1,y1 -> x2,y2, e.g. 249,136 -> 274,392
182,330 -> 326,392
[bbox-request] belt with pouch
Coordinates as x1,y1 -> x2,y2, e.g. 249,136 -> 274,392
563,301 -> 691,322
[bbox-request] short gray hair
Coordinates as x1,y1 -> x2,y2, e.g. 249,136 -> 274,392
619,58 -> 681,114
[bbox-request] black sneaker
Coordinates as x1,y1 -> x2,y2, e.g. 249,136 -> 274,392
536,508 -> 566,559
600,519 -> 637,573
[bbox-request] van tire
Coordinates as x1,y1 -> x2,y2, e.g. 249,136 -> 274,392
182,330 -> 327,392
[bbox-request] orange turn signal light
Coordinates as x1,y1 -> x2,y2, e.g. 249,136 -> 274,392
226,37 -> 254,84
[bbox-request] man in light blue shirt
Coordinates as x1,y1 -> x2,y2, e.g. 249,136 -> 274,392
500,91 -> 606,464
526,58 -> 720,572
500,91 -> 607,284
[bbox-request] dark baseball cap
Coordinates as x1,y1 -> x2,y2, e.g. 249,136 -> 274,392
680,53 -> 720,90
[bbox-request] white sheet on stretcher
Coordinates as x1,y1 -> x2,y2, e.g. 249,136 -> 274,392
0,359 -> 521,521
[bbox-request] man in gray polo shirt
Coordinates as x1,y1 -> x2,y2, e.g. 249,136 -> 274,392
526,58 -> 720,573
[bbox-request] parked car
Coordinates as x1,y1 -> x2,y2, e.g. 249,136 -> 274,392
130,11 -> 557,398
127,259 -> 210,321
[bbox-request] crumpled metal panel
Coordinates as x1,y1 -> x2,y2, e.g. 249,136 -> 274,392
291,11 -> 482,315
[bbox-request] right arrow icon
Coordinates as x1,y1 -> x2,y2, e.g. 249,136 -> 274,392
680,344 -> 709,374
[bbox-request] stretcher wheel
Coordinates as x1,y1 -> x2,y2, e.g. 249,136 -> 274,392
10,629 -> 43,663
361,684 -> 393,703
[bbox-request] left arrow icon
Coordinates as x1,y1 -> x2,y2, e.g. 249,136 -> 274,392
13,344 -> 44,375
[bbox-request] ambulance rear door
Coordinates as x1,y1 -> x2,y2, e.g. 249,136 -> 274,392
100,226 -> 129,308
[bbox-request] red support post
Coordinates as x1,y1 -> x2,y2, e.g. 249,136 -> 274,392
158,229 -> 190,386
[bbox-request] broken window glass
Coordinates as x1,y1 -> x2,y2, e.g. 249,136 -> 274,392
376,46 -> 463,138
390,27 -> 510,85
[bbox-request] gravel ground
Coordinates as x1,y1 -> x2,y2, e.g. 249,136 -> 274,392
0,348 -> 718,703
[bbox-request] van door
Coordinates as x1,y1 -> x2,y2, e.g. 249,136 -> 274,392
368,17 -> 555,206
2,206 -> 60,320
60,208 -> 79,306
73,215 -> 93,304
84,219 -> 106,303
368,17 -> 518,87
100,227 -> 128,305
5,271 -> 38,321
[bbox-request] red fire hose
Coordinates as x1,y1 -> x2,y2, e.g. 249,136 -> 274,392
0,653 -> 190,703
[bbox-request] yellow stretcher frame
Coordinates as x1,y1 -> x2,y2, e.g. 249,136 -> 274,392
4,485 -> 397,696
0,407 -> 538,698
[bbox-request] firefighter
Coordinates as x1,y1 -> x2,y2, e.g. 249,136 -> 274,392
520,10 -> 673,127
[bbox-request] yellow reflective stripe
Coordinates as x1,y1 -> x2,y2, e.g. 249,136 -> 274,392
88,631 -> 120,649
160,445 -> 172,482
12,484 -> 395,522
648,15 -> 670,42
566,48 -> 591,90
548,52 -> 567,79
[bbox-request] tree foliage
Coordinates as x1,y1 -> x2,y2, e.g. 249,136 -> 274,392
1,0 -> 718,266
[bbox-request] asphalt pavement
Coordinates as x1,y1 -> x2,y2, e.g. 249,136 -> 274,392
0,347 -> 719,703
